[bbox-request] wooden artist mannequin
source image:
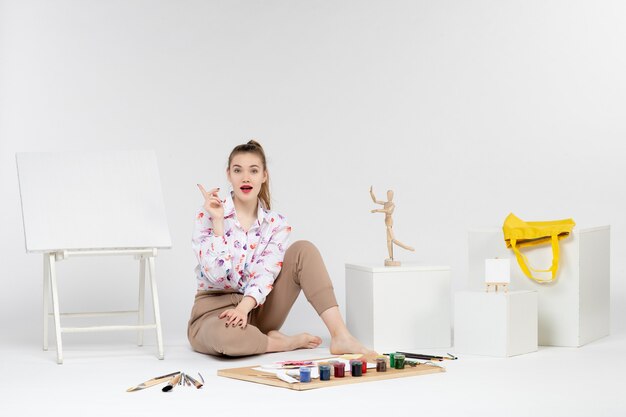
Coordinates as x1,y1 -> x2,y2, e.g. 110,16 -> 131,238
369,186 -> 415,266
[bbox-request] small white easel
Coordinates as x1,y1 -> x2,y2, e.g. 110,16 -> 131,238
485,258 -> 510,293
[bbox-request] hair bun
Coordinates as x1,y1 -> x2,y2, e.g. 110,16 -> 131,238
247,139 -> 263,149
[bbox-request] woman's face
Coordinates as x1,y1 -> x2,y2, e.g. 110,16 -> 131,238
227,152 -> 267,204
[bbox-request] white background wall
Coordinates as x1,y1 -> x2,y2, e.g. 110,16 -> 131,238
1,0 -> 625,348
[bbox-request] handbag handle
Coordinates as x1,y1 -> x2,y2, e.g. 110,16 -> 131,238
509,234 -> 560,283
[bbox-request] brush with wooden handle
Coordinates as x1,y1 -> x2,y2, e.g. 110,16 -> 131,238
184,373 -> 204,389
161,373 -> 183,392
127,372 -> 180,392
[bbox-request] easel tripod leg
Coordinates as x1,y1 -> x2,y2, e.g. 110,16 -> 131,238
137,257 -> 146,347
147,256 -> 164,360
43,254 -> 49,351
48,253 -> 63,364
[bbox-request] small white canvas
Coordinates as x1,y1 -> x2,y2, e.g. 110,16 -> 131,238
16,150 -> 172,252
485,258 -> 510,283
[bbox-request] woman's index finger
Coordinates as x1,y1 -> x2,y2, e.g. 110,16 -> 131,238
196,184 -> 208,196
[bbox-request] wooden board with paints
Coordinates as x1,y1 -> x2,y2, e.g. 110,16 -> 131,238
217,357 -> 445,391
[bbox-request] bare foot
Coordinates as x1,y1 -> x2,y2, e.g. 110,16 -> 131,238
330,332 -> 376,357
266,330 -> 322,353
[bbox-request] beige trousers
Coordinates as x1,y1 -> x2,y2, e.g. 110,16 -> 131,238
187,240 -> 338,357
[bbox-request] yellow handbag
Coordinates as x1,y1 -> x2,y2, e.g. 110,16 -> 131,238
502,213 -> 576,283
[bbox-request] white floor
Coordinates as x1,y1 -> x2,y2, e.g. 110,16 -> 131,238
2,333 -> 625,417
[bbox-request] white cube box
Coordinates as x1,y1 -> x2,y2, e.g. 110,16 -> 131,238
468,226 -> 610,347
345,263 -> 451,352
454,291 -> 538,357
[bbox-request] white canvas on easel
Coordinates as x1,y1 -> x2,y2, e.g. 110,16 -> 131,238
16,150 -> 172,364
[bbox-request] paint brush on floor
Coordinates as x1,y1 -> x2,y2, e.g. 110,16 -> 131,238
162,373 -> 183,392
127,371 -> 181,392
184,373 -> 204,389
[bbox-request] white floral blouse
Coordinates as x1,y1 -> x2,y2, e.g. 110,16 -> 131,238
192,192 -> 291,306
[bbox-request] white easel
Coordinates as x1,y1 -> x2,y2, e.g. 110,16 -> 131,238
485,258 -> 510,293
17,151 -> 172,364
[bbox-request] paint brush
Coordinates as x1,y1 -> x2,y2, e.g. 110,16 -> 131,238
184,373 -> 204,389
162,373 -> 182,392
126,372 -> 180,392
392,352 -> 457,361
247,371 -> 298,384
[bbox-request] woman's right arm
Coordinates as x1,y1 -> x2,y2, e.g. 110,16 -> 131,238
192,207 -> 233,282
193,185 -> 233,282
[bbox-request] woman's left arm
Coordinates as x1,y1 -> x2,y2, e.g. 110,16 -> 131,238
244,219 -> 291,307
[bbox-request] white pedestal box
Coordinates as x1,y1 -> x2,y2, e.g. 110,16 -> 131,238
454,291 -> 538,357
468,226 -> 610,347
345,263 -> 451,352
